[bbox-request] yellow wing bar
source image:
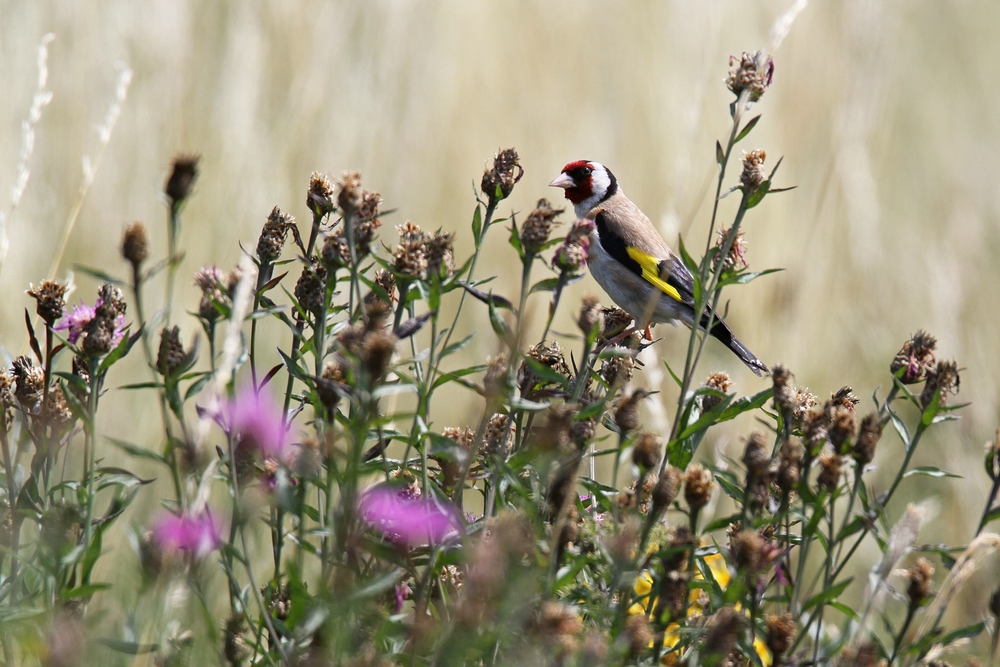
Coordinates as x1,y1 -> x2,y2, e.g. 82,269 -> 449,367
626,246 -> 683,303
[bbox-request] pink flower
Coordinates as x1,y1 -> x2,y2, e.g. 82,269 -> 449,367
359,485 -> 460,546
152,510 -> 222,558
229,385 -> 288,458
56,300 -> 126,345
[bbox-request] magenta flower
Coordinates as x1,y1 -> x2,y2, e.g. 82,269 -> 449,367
56,300 -> 126,345
229,385 -> 288,458
359,485 -> 461,546
152,510 -> 222,558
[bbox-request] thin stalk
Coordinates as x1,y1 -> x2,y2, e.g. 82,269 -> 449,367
888,605 -> 917,666
81,356 -> 100,585
165,203 -> 180,327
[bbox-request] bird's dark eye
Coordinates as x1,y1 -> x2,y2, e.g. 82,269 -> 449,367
569,166 -> 593,180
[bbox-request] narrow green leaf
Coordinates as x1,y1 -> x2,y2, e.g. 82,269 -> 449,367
735,114 -> 761,143
903,466 -> 960,479
107,437 -> 167,465
472,206 -> 483,242
508,221 -> 524,260
73,265 -> 125,285
529,277 -> 563,295
348,568 -> 405,602
488,295 -> 514,348
715,140 -> 725,167
94,639 -> 160,655
802,577 -> 852,611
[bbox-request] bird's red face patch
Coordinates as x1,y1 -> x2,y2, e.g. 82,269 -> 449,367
559,160 -> 595,205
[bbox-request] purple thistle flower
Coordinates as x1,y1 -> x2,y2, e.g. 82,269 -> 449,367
359,485 -> 460,547
229,385 -> 288,458
55,300 -> 126,346
152,510 -> 222,558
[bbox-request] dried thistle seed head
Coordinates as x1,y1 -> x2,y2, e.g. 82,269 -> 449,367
771,363 -> 796,413
742,431 -> 770,479
827,406 -> 857,453
614,388 -> 649,434
321,230 -> 352,268
484,353 -> 509,399
366,269 -> 396,305
600,305 -> 633,339
257,206 -> 295,264
41,383 -> 74,433
364,299 -> 392,332
726,50 -> 774,102
730,529 -> 768,575
538,403 -> 574,454
776,439 -> 803,495
223,615 -> 252,665
802,407 -> 829,452
316,361 -> 345,410
482,413 -> 514,459
765,613 -> 796,660
360,330 -> 397,382
27,279 -> 67,327
817,452 -> 843,493
740,149 -> 767,192
906,557 -> 934,608
715,226 -> 748,271
393,221 -> 428,280
306,171 -> 336,216
425,231 -> 455,279
703,607 -> 745,662
521,198 -> 563,254
552,219 -> 594,274
164,154 -> 200,205
701,371 -> 734,412
622,612 -> 653,658
569,417 -> 596,449
891,330 -> 938,384
651,467 -> 682,516
520,340 -> 570,388
577,296 -> 603,336
121,221 -> 149,268
683,464 -> 714,511
156,326 -> 186,376
481,147 -> 523,203
632,433 -> 661,471
853,412 -> 882,466
920,359 -> 961,409
12,355 -> 45,410
792,387 -> 818,426
836,641 -> 879,667
39,501 -> 83,554
293,259 -> 328,315
0,370 -> 14,408
600,354 -> 634,388
336,171 -> 363,216
535,600 -> 583,642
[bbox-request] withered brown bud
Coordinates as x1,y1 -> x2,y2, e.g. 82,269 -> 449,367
817,452 -> 843,493
730,530 -> 766,575
740,149 -> 767,192
613,388 -> 649,434
121,222 -> 150,268
827,406 -> 857,453
765,613 -> 796,660
622,613 -> 653,659
891,330 -> 937,384
293,259 -> 328,315
317,361 -> 345,410
425,231 -> 455,280
552,219 -> 594,274
920,359 -> 961,409
601,306 -> 633,339
27,280 -> 67,327
164,154 -> 200,205
156,326 -> 186,376
41,383 -> 74,433
853,412 -> 882,466
366,269 -> 396,305
802,408 -> 829,452
703,607 -> 745,662
651,467 -> 682,516
484,353 -> 509,400
360,331 -> 397,383
337,171 -> 363,217
906,557 -> 934,608
600,354 -> 634,388
307,172 -> 336,216
701,371 -> 734,413
521,198 -> 563,254
257,206 -> 295,264
482,413 -> 514,459
632,433 -> 661,471
836,642 -> 879,667
726,51 -> 774,102
742,431 -> 770,479
577,296 -> 602,337
0,371 -> 14,408
223,615 -> 251,665
393,221 -> 428,280
481,148 -> 523,203
771,363 -> 796,415
519,340 -> 570,391
715,226 -> 748,271
12,355 -> 45,411
683,464 -> 714,512
776,439 -> 803,495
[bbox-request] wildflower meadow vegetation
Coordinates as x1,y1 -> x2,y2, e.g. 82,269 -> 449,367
2,38 -> 1000,667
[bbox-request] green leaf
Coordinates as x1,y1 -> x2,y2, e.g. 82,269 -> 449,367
508,220 -> 524,260
508,397 -> 550,412
715,140 -> 725,167
718,267 -> 784,287
938,621 -> 986,646
107,437 -> 167,465
715,475 -> 744,503
440,333 -> 475,359
73,264 -> 125,285
529,277 -> 563,295
472,205 -> 483,242
802,577 -> 852,611
348,568 -> 405,602
94,639 -> 160,655
980,506 -> 1000,527
744,180 -> 772,210
488,295 -> 514,348
735,115 -> 761,143
62,583 -> 111,600
97,328 -> 142,376
903,466 -> 960,479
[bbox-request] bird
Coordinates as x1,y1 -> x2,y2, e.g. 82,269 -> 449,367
549,160 -> 768,376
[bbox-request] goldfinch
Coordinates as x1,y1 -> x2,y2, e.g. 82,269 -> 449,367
549,160 -> 768,376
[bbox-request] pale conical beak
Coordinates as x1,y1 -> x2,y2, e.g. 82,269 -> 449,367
548,173 -> 575,189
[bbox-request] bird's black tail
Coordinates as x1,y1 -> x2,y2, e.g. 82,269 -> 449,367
708,319 -> 768,377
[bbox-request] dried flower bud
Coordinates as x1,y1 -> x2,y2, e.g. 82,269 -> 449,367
39,502 -> 83,555
684,464 -> 714,512
740,149 -> 767,192
730,529 -> 767,575
835,642 -> 879,667
701,371 -> 734,413
164,154 -> 200,205
772,364 -> 796,415
519,340 -> 570,391
393,221 -> 428,280
484,353 -> 509,400
802,408 -> 829,451
257,206 -> 295,264
715,226 -> 748,271
41,383 -> 74,433
569,417 -> 596,449
552,219 -> 594,274
426,231 -> 455,279
726,50 -> 774,102
742,431 -> 770,479
360,330 -> 397,383
776,439 -> 803,495
27,280 -> 67,327
12,355 -> 45,411
600,353 -> 634,388
121,222 -> 150,268
703,607 -> 744,662
482,413 -> 514,459
336,171 -> 363,216
632,433 -> 661,471
156,326 -> 186,376
765,613 -> 796,660
577,296 -> 602,337
481,148 -> 523,203
828,406 -> 857,453
306,172 -> 336,216
0,371 -> 14,409
600,306 -> 633,339
817,452 -> 843,493
853,412 -> 882,465
920,359 -> 961,409
891,330 -> 938,384
614,388 -> 649,434
622,613 -> 653,658
316,361 -> 345,410
651,467 -> 682,516
366,269 -> 396,305
906,557 -> 934,608
294,259 -> 328,315
521,198 -> 563,254
321,231 -> 352,268
223,615 -> 252,665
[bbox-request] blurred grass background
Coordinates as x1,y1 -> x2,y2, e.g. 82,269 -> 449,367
2,0 -> 999,634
